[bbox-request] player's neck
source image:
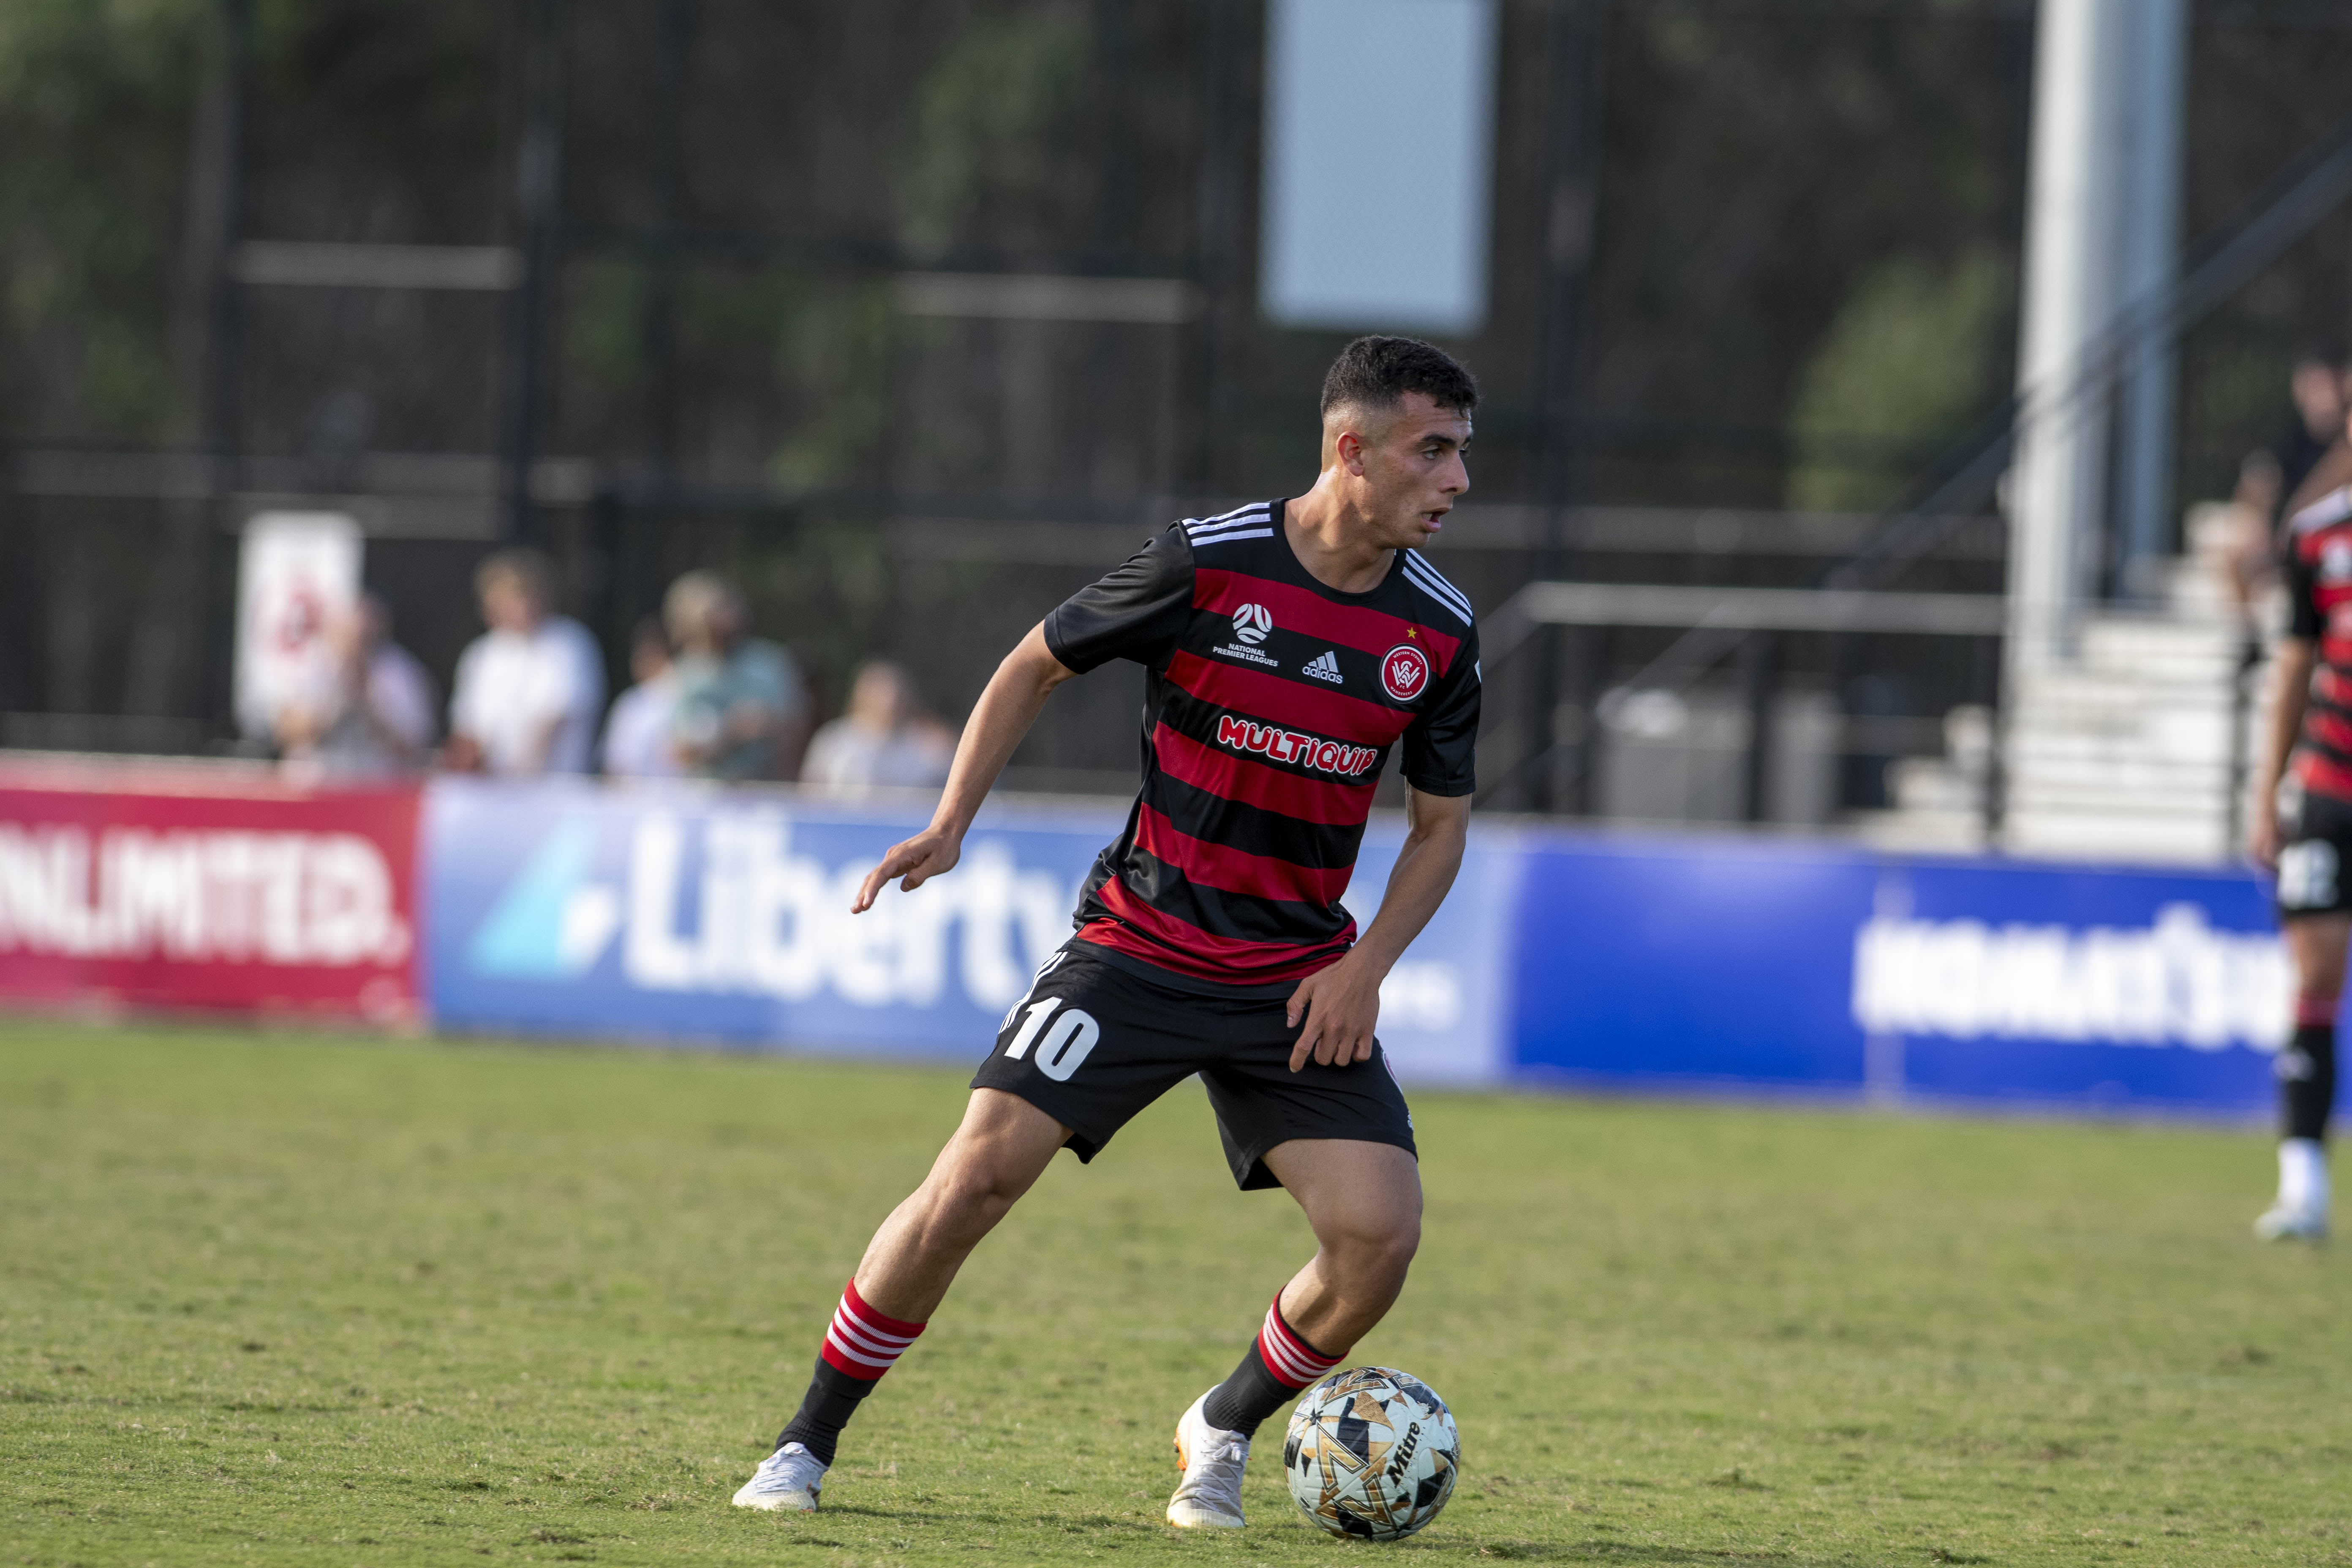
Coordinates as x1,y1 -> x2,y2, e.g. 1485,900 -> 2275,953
1284,477 -> 1394,595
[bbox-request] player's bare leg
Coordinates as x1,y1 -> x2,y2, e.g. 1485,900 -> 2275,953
1168,1139 -> 1421,1528
1260,1138 -> 1423,1349
735,1090 -> 1067,1510
853,1089 -> 1071,1316
2262,912 -> 2347,1240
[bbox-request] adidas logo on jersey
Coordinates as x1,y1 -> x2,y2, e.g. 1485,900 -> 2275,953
1301,650 -> 1344,685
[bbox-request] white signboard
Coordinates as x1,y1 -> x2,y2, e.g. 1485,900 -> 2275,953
234,512 -> 363,740
1259,0 -> 1499,335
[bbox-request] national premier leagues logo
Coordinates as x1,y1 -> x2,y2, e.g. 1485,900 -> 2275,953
1381,644 -> 1431,702
1212,602 -> 1281,668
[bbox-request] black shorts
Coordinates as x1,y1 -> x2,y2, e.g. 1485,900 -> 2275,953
969,941 -> 1417,1191
2279,777 -> 2352,919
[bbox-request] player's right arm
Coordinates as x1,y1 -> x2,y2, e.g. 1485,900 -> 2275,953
852,623 -> 1077,911
854,527 -> 1195,912
2251,636 -> 2316,869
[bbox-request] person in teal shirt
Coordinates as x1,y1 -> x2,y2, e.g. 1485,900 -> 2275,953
664,572 -> 809,782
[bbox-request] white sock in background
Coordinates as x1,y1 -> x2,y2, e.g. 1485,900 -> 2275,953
2278,1138 -> 2330,1216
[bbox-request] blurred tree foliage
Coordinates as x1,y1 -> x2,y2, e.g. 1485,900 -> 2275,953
5,0 -> 2351,517
896,3 -> 1093,262
0,0 -> 209,443
1784,246 -> 2014,513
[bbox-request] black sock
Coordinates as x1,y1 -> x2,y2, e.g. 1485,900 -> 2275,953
1200,1295 -> 1340,1438
2281,1020 -> 2338,1142
775,1355 -> 877,1467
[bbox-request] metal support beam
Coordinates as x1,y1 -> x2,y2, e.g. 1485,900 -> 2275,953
501,0 -> 571,544
2007,0 -> 2189,658
2008,0 -> 2125,671
1527,0 -> 1608,814
2114,0 -> 2190,593
1188,0 -> 1243,492
642,0 -> 691,479
1499,582 -> 2009,640
199,0 -> 254,734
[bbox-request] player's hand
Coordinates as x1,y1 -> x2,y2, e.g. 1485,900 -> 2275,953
2249,801 -> 2282,870
852,828 -> 961,912
1286,953 -> 1383,1072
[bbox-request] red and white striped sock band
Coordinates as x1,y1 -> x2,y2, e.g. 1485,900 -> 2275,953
818,1278 -> 927,1380
1255,1293 -> 1340,1390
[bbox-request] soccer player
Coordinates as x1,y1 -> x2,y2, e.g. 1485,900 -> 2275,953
2248,476 -> 2352,1240
731,336 -> 1483,1525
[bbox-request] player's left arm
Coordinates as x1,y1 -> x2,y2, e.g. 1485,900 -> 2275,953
1286,787 -> 1470,1072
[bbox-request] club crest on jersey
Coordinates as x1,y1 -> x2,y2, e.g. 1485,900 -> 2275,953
1381,643 -> 1432,702
1214,714 -> 1379,777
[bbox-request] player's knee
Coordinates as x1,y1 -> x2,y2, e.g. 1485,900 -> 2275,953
1326,1212 -> 1418,1293
924,1155 -> 1029,1238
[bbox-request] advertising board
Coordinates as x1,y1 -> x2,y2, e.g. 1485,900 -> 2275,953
0,761 -> 2294,1120
1508,830 -> 2289,1114
0,759 -> 421,1021
421,779 -> 1513,1082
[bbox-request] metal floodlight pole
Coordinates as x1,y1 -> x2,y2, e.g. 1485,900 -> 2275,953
200,0 -> 255,735
1188,0 -> 1242,494
501,0 -> 572,544
643,0 -> 691,480
1528,0 -> 1608,815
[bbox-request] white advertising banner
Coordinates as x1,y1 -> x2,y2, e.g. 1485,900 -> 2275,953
233,512 -> 363,740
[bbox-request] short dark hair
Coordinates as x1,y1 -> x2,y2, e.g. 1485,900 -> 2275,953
2295,339 -> 2349,372
1319,335 -> 1479,422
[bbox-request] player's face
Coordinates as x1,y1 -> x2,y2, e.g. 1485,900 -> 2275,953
1357,393 -> 1471,549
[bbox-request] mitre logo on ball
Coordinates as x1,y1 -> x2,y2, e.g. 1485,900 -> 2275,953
1381,643 -> 1430,702
1284,1366 -> 1460,1541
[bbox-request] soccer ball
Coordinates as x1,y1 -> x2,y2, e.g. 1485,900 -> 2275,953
1282,1366 -> 1459,1541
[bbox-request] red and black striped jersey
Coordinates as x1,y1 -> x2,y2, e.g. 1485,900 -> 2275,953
1042,499 -> 1481,990
2286,485 -> 2352,802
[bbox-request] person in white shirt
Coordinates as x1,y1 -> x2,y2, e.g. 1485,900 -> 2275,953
600,618 -> 683,780
444,548 -> 605,776
799,659 -> 955,796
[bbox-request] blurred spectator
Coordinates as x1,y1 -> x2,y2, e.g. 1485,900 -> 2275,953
600,618 -> 683,780
800,659 -> 956,796
444,548 -> 605,776
2272,345 -> 2349,522
273,593 -> 437,776
2224,350 -> 2352,612
2223,448 -> 2286,611
665,572 -> 809,781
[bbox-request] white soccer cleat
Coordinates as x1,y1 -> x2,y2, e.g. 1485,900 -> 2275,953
732,1441 -> 826,1511
2255,1203 -> 2330,1242
1166,1389 -> 1249,1529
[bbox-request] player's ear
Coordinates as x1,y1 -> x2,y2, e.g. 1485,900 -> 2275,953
1336,427 -> 1367,477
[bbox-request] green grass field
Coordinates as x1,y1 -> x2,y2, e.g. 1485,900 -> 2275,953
4,1018 -> 2349,1567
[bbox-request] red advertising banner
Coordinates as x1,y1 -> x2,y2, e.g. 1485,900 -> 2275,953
0,757 -> 422,1022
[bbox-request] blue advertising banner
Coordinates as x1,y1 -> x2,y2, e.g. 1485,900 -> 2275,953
1507,829 -> 2288,1115
423,781 -> 2290,1115
421,779 -> 1513,1082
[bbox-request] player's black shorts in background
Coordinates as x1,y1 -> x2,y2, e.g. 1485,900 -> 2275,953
2277,778 -> 2352,919
969,940 -> 1417,1191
